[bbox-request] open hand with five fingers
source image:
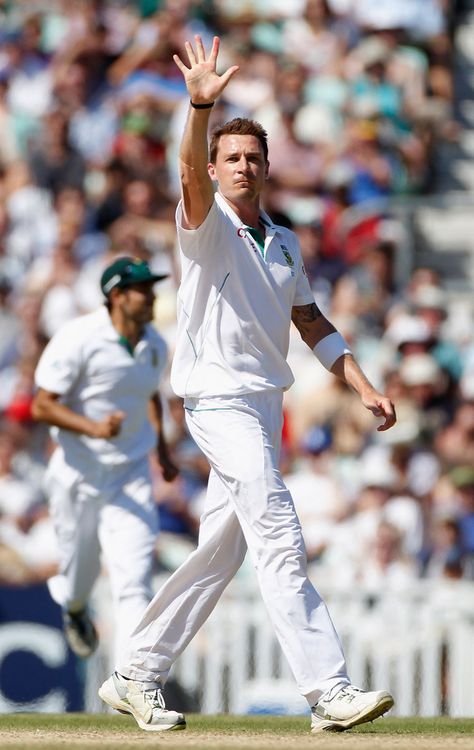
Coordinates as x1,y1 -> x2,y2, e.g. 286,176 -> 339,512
173,35 -> 239,106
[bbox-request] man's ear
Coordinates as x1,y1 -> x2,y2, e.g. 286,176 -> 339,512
108,286 -> 122,305
265,161 -> 270,180
208,162 -> 217,181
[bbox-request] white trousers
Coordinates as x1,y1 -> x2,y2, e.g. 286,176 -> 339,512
119,390 -> 349,706
46,447 -> 158,658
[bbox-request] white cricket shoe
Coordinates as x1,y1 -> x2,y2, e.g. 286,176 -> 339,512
63,609 -> 98,658
98,672 -> 131,713
99,672 -> 186,732
311,684 -> 394,733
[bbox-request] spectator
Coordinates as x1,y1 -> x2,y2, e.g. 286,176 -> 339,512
29,109 -> 86,196
421,516 -> 465,579
449,466 -> 474,558
0,425 -> 57,584
357,520 -> 418,594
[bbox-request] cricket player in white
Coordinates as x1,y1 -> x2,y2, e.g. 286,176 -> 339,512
33,257 -> 178,660
99,37 -> 396,733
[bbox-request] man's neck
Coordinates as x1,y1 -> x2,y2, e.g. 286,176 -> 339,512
221,193 -> 261,229
109,310 -> 143,348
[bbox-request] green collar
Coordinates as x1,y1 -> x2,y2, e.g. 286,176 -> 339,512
245,226 -> 265,256
118,335 -> 135,357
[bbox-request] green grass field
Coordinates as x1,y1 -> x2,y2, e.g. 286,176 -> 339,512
1,714 -> 473,750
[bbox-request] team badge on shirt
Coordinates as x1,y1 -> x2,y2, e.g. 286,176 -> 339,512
281,246 -> 295,276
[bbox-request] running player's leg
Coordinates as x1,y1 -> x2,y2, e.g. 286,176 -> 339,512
45,451 -> 101,656
46,456 -> 101,613
99,460 -> 158,659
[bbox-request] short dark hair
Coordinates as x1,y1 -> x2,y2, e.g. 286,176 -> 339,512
209,118 -> 268,163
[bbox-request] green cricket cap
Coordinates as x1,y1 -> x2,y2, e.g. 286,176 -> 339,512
100,256 -> 168,296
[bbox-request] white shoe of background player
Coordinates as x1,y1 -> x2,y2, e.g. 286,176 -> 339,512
311,684 -> 394,732
99,672 -> 186,732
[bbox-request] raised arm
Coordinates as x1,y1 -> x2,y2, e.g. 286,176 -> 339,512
173,36 -> 238,229
291,303 -> 396,432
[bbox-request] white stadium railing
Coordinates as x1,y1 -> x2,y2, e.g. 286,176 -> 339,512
89,576 -> 474,717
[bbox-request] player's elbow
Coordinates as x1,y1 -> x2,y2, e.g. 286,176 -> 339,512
31,390 -> 56,423
31,395 -> 45,422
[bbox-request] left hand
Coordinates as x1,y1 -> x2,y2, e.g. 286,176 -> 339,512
159,455 -> 180,483
362,391 -> 396,432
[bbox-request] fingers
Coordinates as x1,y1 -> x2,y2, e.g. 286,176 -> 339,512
374,399 -> 397,432
208,35 -> 219,66
110,410 -> 125,423
377,412 -> 397,432
184,40 -> 197,67
159,456 -> 179,482
365,395 -> 396,432
173,34 -> 236,97
173,54 -> 188,74
107,411 -> 125,436
90,411 -> 125,438
220,65 -> 240,86
107,420 -> 121,437
179,35 -> 220,71
195,34 -> 207,63
163,465 -> 179,482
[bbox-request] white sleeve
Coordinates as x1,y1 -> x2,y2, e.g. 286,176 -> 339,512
35,325 -> 83,395
293,262 -> 315,306
293,249 -> 316,307
175,199 -> 222,260
280,228 -> 315,307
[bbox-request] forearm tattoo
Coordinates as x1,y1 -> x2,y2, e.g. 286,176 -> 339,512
291,302 -> 335,347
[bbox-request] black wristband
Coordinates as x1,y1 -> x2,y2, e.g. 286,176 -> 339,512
190,100 -> 214,109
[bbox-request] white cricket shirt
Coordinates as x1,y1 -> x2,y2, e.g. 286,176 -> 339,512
35,306 -> 168,470
171,192 -> 314,398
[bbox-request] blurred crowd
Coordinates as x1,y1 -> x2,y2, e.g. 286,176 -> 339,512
0,0 -> 473,598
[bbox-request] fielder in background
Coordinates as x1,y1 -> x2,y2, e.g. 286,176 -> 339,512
32,257 -> 178,660
99,37 -> 396,734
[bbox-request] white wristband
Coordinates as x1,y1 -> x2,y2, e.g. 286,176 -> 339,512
312,332 -> 352,371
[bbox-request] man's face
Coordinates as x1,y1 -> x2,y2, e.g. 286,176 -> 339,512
208,134 -> 269,204
116,280 -> 156,324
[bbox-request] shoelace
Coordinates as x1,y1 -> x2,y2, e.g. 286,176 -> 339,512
337,686 -> 362,703
323,684 -> 362,704
340,687 -> 361,696
143,687 -> 166,711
